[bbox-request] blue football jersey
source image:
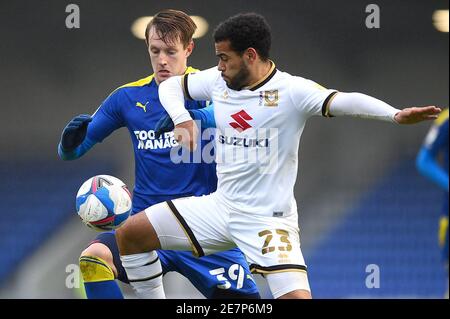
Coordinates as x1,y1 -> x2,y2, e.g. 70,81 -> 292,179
60,68 -> 260,298
424,110 -> 449,176
86,67 -> 217,211
421,109 -> 449,213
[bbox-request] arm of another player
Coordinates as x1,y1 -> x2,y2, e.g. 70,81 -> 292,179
58,91 -> 125,160
416,117 -> 449,192
159,67 -> 219,150
155,103 -> 216,138
58,114 -> 96,160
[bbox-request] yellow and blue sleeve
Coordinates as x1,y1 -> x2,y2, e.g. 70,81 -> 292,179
416,110 -> 449,192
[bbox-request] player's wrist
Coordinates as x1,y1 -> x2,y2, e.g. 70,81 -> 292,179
188,109 -> 202,122
392,111 -> 401,124
173,110 -> 193,126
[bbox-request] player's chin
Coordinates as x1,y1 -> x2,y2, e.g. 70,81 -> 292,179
157,72 -> 171,82
222,77 -> 232,88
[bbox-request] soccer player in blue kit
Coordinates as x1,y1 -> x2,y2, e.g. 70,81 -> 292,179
58,9 -> 259,299
416,108 -> 449,297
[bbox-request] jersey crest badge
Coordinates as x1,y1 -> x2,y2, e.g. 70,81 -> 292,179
222,90 -> 229,100
260,90 -> 279,107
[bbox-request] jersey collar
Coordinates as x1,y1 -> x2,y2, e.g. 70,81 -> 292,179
244,60 -> 277,91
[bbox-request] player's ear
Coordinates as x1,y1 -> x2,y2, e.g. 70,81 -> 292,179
245,48 -> 257,63
186,40 -> 194,58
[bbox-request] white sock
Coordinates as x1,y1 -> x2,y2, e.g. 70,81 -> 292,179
121,251 -> 166,299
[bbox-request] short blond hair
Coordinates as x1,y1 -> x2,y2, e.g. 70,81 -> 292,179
145,9 -> 197,48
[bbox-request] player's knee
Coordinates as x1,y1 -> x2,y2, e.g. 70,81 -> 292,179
81,243 -> 113,263
79,244 -> 117,282
116,211 -> 160,255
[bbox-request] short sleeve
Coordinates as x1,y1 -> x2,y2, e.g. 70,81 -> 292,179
183,67 -> 221,101
288,77 -> 337,117
424,117 -> 449,156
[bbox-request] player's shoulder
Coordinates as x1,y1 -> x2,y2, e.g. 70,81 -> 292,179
276,69 -> 329,94
114,75 -> 156,94
185,66 -> 200,74
187,66 -> 221,80
115,66 -> 199,92
424,108 -> 448,147
102,75 -> 156,105
119,75 -> 155,89
434,108 -> 449,126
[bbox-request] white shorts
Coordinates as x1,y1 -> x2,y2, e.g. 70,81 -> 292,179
145,192 -> 309,294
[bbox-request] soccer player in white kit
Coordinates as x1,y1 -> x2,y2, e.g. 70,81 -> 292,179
116,13 -> 441,299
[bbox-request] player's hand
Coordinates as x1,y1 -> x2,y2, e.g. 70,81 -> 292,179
394,106 -> 441,124
174,119 -> 198,151
60,114 -> 92,151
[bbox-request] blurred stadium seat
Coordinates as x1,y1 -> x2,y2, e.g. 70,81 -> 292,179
307,158 -> 446,298
0,161 -> 116,287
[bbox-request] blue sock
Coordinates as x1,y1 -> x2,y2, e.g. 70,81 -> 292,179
84,280 -> 124,299
79,255 -> 124,299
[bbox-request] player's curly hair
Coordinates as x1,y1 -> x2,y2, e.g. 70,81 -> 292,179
145,9 -> 197,48
213,13 -> 271,61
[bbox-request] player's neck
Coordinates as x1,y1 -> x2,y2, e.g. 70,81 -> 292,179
245,60 -> 273,89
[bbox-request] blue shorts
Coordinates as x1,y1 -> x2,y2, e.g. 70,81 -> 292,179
90,231 -> 260,299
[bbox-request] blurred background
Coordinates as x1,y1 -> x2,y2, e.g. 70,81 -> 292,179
0,0 -> 448,298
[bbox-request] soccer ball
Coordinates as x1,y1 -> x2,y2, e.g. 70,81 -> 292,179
76,175 -> 132,232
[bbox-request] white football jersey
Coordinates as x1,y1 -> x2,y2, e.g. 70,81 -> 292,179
184,63 -> 336,217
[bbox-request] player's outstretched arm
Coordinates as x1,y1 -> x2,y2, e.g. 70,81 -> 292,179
328,92 -> 441,124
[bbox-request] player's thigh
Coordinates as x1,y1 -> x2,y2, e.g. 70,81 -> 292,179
152,194 -> 234,257
229,213 -> 310,298
115,207 -> 162,255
